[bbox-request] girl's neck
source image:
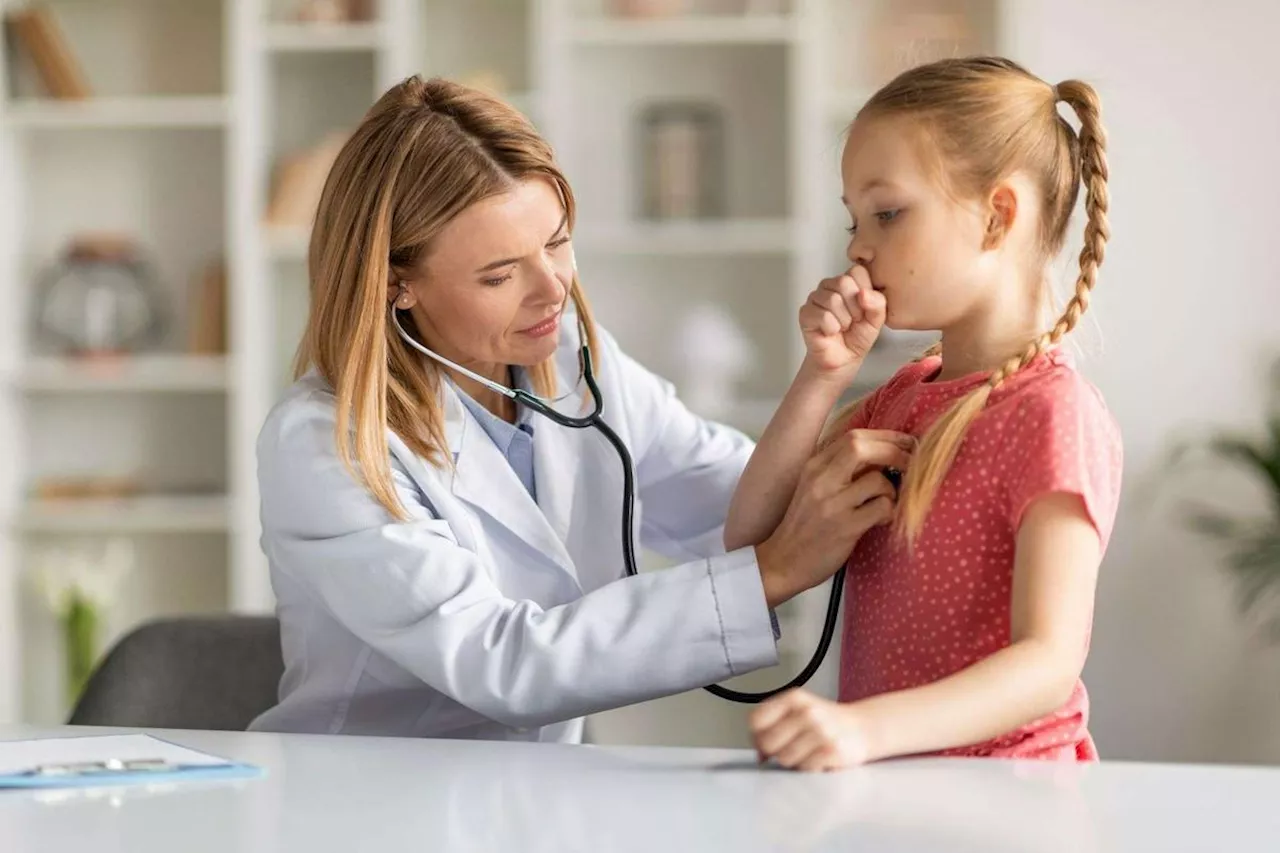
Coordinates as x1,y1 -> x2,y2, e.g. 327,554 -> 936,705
934,274 -> 1044,382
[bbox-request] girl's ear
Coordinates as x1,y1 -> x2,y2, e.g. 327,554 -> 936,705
983,184 -> 1019,250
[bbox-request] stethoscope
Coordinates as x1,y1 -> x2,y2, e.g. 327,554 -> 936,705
390,289 -> 844,704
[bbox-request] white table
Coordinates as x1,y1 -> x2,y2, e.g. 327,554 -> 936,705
0,724 -> 1277,852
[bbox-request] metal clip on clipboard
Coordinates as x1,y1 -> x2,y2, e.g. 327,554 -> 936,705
23,758 -> 187,778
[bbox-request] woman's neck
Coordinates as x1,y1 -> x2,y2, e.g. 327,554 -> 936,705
452,364 -> 516,423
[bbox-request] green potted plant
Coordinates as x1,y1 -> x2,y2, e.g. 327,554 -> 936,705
1173,361 -> 1280,639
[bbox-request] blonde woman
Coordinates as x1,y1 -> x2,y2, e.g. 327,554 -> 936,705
249,76 -> 912,742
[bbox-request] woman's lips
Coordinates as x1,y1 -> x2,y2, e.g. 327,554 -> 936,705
520,313 -> 560,338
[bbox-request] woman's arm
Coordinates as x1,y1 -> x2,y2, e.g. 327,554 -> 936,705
260,397 -> 781,732
749,492 -> 1102,768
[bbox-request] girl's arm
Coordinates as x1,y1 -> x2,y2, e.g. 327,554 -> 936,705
724,361 -> 857,551
749,492 -> 1101,768
724,266 -> 908,551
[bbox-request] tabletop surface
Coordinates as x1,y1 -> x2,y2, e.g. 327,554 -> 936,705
1,724 -> 1278,852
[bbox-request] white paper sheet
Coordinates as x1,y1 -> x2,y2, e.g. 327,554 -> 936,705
0,733 -> 234,776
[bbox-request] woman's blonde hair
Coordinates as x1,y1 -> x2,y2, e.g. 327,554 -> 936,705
294,75 -> 599,520
830,57 -> 1110,546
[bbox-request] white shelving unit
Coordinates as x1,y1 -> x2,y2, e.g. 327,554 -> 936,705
0,0 -> 1003,739
0,0 -> 243,726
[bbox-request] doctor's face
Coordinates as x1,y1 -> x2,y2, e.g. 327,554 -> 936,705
397,178 -> 574,376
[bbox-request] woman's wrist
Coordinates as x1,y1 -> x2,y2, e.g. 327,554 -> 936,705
753,537 -> 790,610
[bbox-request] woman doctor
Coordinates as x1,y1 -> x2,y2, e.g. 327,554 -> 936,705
249,76 -> 907,742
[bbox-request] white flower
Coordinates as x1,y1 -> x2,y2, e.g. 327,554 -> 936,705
27,539 -> 134,616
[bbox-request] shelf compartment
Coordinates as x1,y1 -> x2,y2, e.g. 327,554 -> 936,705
16,355 -> 229,393
15,493 -> 230,534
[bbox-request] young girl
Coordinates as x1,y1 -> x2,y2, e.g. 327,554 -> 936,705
728,57 -> 1122,770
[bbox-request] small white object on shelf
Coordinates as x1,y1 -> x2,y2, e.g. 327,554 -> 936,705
675,303 -> 757,422
263,22 -> 385,52
16,493 -> 231,534
15,354 -> 230,393
4,96 -> 230,130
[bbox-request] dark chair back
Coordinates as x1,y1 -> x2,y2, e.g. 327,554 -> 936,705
68,616 -> 283,731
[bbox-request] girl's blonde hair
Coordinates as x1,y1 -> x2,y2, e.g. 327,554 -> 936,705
831,57 -> 1110,546
294,75 -> 599,520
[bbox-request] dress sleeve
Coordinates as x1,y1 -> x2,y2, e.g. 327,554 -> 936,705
1001,372 -> 1124,546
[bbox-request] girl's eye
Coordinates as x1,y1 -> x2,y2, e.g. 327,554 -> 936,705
482,273 -> 513,287
547,235 -> 571,249
845,224 -> 857,236
876,209 -> 900,223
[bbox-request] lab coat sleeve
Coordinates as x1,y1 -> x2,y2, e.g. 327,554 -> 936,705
258,397 -> 779,731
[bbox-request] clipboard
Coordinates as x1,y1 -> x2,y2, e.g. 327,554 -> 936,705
0,733 -> 264,789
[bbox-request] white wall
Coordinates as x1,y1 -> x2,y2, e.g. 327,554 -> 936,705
1006,0 -> 1280,764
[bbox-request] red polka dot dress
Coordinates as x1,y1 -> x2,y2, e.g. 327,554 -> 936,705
838,348 -> 1123,760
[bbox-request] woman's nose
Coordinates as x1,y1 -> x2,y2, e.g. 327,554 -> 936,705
536,255 -> 569,303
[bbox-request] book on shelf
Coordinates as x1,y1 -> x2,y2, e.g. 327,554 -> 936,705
295,0 -> 377,23
3,4 -> 91,100
188,260 -> 226,355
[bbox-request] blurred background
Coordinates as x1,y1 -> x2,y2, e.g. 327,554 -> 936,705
1,0 -> 1278,766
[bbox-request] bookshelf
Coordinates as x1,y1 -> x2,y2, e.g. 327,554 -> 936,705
0,0 -> 1006,745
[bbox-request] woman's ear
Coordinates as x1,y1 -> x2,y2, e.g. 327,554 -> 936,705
983,184 -> 1019,250
388,278 -> 415,310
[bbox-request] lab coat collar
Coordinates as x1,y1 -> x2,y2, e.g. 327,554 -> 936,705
442,372 -> 583,591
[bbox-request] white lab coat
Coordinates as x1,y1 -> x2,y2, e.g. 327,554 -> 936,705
248,320 -> 779,742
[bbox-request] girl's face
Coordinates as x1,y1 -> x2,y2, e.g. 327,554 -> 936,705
840,115 -> 1000,333
393,178 -> 574,375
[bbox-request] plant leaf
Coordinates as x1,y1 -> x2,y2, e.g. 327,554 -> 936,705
1220,531 -> 1280,615
1183,502 -> 1252,540
1205,435 -> 1280,518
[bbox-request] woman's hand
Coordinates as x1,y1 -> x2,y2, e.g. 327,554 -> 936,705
754,428 -> 913,608
798,265 -> 886,385
750,689 -> 874,771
